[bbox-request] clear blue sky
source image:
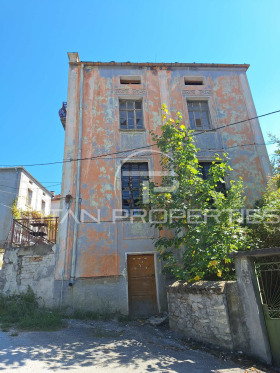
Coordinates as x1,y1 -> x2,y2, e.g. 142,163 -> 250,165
0,0 -> 279,194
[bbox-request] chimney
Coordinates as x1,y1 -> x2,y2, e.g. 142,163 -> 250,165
68,52 -> 80,63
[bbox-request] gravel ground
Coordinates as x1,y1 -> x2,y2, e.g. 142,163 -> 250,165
0,319 -> 274,372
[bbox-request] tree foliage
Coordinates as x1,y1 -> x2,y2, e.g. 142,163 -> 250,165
250,135 -> 280,248
147,105 -> 251,282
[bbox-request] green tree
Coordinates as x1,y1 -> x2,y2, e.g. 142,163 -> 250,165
146,105 -> 251,282
250,135 -> 280,248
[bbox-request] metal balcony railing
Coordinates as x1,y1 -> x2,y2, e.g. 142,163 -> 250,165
10,217 -> 59,247
59,102 -> 67,129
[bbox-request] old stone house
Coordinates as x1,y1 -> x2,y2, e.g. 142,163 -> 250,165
54,52 -> 271,316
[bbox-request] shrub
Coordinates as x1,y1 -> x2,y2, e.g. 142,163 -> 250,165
0,287 -> 63,331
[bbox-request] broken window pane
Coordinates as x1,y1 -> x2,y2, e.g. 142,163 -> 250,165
187,100 -> 212,130
119,100 -> 144,130
121,163 -> 148,213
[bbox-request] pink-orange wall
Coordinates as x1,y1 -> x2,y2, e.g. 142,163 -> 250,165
55,61 -> 271,281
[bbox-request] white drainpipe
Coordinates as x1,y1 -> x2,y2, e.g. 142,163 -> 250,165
69,63 -> 84,286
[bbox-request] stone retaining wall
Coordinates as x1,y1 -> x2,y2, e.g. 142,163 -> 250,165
0,245 -> 55,307
167,281 -> 249,352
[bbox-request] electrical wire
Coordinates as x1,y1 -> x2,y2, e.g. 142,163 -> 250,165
0,182 -> 61,191
0,109 -> 279,168
0,201 -> 12,209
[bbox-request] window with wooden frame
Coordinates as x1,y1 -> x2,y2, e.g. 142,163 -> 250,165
119,100 -> 144,130
121,163 -> 148,213
187,101 -> 212,130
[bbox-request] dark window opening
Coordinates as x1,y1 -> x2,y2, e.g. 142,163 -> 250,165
119,100 -> 144,130
121,163 -> 148,213
199,162 -> 226,193
120,79 -> 141,85
120,76 -> 141,85
185,79 -> 204,85
187,101 -> 211,130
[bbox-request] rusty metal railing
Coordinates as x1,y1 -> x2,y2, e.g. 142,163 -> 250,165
10,217 -> 59,247
59,102 -> 67,129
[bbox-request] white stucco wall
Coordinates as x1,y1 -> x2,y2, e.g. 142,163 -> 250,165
17,171 -> 52,215
50,198 -> 61,217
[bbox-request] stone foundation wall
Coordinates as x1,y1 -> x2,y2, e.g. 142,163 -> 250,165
167,281 -> 249,352
0,245 -> 55,307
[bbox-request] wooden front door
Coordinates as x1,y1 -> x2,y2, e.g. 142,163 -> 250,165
127,254 -> 158,317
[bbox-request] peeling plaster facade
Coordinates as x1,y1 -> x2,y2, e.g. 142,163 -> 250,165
55,53 -> 271,315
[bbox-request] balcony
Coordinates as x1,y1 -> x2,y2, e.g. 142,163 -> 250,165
59,102 -> 67,129
10,217 -> 59,247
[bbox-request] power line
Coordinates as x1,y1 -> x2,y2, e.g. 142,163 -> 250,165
0,201 -> 12,209
192,109 -> 280,137
0,109 -> 279,168
0,182 -> 61,191
84,141 -> 277,159
0,142 -> 275,198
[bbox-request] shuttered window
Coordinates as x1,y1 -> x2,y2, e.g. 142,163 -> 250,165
187,101 -> 211,130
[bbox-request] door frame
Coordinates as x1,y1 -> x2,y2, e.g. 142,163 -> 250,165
125,252 -> 160,315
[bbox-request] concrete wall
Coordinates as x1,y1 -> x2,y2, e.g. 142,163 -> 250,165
234,256 -> 272,364
0,244 -> 55,307
50,197 -> 61,217
55,56 -> 271,314
167,280 -> 272,364
0,169 -> 20,246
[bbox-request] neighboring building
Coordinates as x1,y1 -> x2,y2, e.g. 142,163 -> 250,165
50,194 -> 61,217
0,167 -> 52,247
55,52 -> 271,316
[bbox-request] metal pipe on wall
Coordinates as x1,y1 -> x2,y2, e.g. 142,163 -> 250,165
69,63 -> 84,285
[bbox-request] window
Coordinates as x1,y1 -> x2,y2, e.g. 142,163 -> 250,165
184,77 -> 204,85
121,163 -> 148,212
120,76 -> 141,85
27,189 -> 33,205
119,100 -> 144,130
199,162 -> 226,193
41,200 -> 46,214
187,101 -> 211,130
199,162 -> 212,180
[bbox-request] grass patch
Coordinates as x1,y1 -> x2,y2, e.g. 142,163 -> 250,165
68,310 -> 101,321
66,309 -> 118,322
0,287 -> 64,331
117,314 -> 131,323
1,322 -> 11,332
